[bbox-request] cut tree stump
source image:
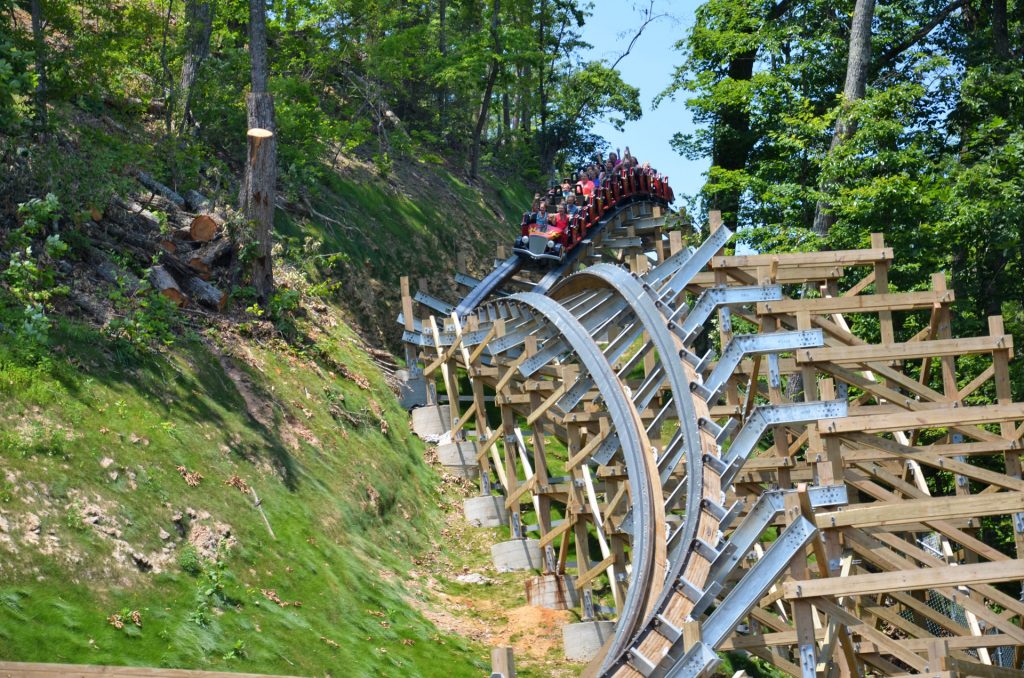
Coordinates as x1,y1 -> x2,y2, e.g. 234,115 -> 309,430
183,276 -> 226,310
189,214 -> 220,241
149,265 -> 187,306
240,124 -> 276,301
188,238 -> 232,278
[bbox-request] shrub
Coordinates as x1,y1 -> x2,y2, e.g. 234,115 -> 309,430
177,545 -> 202,576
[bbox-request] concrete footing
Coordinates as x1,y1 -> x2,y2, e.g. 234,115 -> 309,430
464,495 -> 508,528
491,539 -> 542,572
525,574 -> 579,610
411,404 -> 450,439
436,440 -> 479,479
397,369 -> 429,410
562,620 -> 615,662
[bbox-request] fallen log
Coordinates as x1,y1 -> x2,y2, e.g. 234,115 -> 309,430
85,247 -> 139,289
91,257 -> 142,294
184,189 -> 211,213
182,276 -> 226,311
136,170 -> 185,208
189,214 -> 221,242
110,197 -> 161,232
69,289 -> 111,324
95,222 -> 161,254
149,265 -> 188,306
188,238 -> 232,278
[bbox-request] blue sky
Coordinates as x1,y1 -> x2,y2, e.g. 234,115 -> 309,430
580,0 -> 705,209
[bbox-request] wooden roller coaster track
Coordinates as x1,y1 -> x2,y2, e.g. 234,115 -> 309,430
399,184 -> 1024,678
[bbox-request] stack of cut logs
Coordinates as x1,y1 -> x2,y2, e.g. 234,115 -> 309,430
92,171 -> 232,311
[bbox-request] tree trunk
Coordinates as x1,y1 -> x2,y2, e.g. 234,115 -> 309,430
239,0 -> 276,303
184,189 -> 211,213
992,0 -> 1010,59
136,170 -> 186,208
248,0 -> 270,99
469,0 -> 501,180
502,92 -> 511,138
241,128 -> 276,301
178,0 -> 215,133
710,49 -> 755,231
811,0 -> 876,237
29,0 -> 47,130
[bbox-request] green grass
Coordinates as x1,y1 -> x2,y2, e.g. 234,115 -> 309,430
0,103 -> 543,677
272,156 -> 532,344
0,311 -> 489,677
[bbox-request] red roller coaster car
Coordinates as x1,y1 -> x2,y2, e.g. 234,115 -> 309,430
512,171 -> 673,265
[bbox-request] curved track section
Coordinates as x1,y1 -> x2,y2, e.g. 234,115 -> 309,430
507,292 -> 666,660
401,198 -> 1024,677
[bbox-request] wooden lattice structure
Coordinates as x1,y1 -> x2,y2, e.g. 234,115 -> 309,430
400,200 -> 1024,678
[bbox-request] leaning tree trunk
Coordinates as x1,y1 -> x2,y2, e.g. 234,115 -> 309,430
812,0 -> 876,237
29,0 -> 47,130
238,0 -> 276,303
178,0 -> 215,133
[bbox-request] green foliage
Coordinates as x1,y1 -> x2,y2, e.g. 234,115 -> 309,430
105,288 -> 181,353
0,14 -> 33,131
3,194 -> 71,350
177,545 -> 203,576
666,0 -> 1024,354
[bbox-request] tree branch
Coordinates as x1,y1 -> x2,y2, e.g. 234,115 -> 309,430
768,0 -> 794,22
877,0 -> 967,67
609,0 -> 668,71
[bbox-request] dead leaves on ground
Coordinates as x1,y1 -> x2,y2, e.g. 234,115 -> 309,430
176,465 -> 203,487
107,609 -> 142,629
224,474 -> 250,494
260,588 -> 302,608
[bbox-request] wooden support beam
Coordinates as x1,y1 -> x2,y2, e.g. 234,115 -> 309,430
758,290 -> 953,316
785,559 -> 1024,599
948,657 -> 1024,678
576,553 -> 616,590
819,403 -> 1024,435
713,248 -> 893,269
814,491 -> 1024,529
794,335 -> 1013,365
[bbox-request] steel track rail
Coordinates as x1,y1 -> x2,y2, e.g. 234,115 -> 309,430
504,292 -> 666,664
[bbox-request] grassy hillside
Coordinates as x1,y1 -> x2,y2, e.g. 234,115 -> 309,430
0,103 -> 537,676
0,297 -> 494,675
275,154 -> 531,346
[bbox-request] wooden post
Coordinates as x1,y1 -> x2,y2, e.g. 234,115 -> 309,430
668,230 -> 683,257
785,487 -> 818,678
490,646 -> 516,677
